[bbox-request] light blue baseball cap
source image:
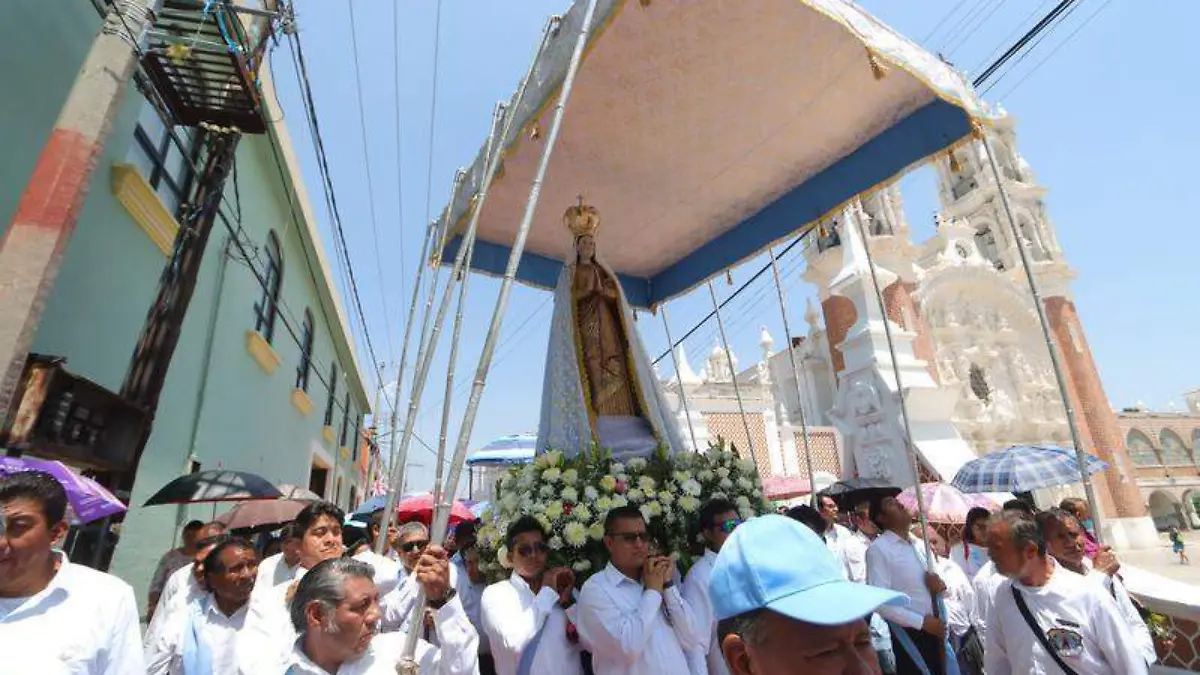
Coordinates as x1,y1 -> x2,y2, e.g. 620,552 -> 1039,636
709,514 -> 906,625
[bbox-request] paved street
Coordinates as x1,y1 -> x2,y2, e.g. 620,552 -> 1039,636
1123,530 -> 1200,585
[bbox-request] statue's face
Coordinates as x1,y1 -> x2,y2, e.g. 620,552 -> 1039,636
576,235 -> 596,262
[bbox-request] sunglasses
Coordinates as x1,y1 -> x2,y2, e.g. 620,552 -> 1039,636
717,518 -> 742,534
609,531 -> 651,544
516,542 -> 549,557
400,540 -> 429,553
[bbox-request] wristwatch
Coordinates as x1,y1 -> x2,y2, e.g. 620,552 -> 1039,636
426,587 -> 457,609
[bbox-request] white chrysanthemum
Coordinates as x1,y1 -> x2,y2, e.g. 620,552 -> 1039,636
599,475 -> 617,493
589,522 -> 606,540
500,493 -> 519,511
498,545 -> 512,568
753,489 -> 763,499
517,473 -> 534,489
627,457 -> 648,471
672,471 -> 690,484
638,476 -> 657,492
561,486 -> 579,503
716,467 -> 731,479
572,559 -> 593,572
678,495 -> 701,513
561,468 -> 579,485
645,501 -> 664,517
739,506 -> 755,521
544,501 -> 564,520
584,485 -> 600,501
536,514 -> 553,532
539,485 -> 555,498
542,467 -> 562,483
698,469 -> 714,482
611,495 -> 628,508
737,458 -> 757,474
549,535 -> 564,550
737,477 -> 754,492
611,462 -> 625,474
736,495 -> 752,509
712,492 -> 728,500
595,496 -> 613,512
616,473 -> 630,484
573,504 -> 592,522
681,479 -> 702,496
719,477 -> 734,490
657,490 -> 674,505
627,488 -> 645,503
563,521 -> 588,547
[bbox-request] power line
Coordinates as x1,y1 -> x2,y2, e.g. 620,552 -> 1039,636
392,0 -> 408,356
921,0 -> 972,45
991,0 -> 1115,100
421,0 -> 445,233
981,0 -> 1084,96
967,0 -> 1058,77
943,0 -> 1007,59
973,0 -> 1078,87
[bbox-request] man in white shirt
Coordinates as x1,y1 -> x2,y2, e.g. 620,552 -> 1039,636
283,556 -> 478,674
681,497 -> 740,675
145,536 -> 259,674
1038,508 -> 1157,666
864,496 -> 947,675
0,469 -> 145,675
577,505 -> 697,675
846,500 -> 895,674
818,493 -> 856,579
915,524 -> 982,675
480,515 -> 581,675
350,513 -> 402,596
972,500 -> 1035,644
983,511 -> 1148,675
710,514 -> 907,675
144,522 -> 229,646
380,521 -> 460,634
147,519 -> 203,621
255,522 -> 301,590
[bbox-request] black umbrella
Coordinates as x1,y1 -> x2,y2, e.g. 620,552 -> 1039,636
143,470 -> 282,506
818,478 -> 902,509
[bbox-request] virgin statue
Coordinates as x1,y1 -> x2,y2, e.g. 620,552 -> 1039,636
536,200 -> 685,459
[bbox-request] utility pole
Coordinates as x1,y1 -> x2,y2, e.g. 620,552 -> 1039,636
0,0 -> 158,428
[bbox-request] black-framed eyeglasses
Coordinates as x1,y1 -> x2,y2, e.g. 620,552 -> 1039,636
609,531 -> 651,544
516,542 -> 549,557
400,540 -> 429,553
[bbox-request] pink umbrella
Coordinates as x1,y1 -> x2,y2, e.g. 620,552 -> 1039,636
395,493 -> 475,527
897,483 -> 1000,524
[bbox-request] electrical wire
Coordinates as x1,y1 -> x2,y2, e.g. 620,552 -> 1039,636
980,0 -> 1086,96
942,0 -> 1007,60
392,0 -> 408,356
967,0 -> 1058,77
991,0 -> 1115,101
973,0 -> 1078,87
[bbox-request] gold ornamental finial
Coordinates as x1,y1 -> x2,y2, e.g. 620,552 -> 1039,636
564,196 -> 600,238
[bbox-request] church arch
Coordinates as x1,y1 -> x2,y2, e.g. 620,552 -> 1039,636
1160,429 -> 1193,466
1149,489 -> 1185,531
1126,429 -> 1163,467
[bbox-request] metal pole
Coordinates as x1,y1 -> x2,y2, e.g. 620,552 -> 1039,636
659,306 -> 699,452
852,212 -> 936,569
707,281 -> 757,459
766,245 -> 820,501
978,127 -> 1104,542
398,2 -> 599,668
0,0 -> 158,424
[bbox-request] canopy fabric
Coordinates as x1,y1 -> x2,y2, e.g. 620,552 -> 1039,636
436,0 -> 990,309
466,433 -> 537,466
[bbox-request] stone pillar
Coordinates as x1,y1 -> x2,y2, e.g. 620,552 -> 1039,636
1044,296 -> 1145,518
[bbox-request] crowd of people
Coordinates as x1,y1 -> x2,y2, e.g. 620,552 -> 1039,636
0,468 -> 1170,674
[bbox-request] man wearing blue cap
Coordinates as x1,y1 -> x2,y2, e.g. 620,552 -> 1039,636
709,514 -> 907,674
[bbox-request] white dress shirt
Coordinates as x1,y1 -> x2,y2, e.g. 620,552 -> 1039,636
480,573 -> 583,675
455,571 -> 490,656
144,594 -> 248,675
576,562 -> 694,675
380,563 -> 460,634
845,531 -> 893,654
985,559 -> 1148,675
148,549 -> 192,604
681,548 -> 727,675
352,549 -> 403,595
146,563 -> 204,647
1081,568 -> 1156,665
0,552 -> 145,675
934,554 -> 976,638
238,564 -> 305,674
824,523 -> 856,580
280,602 -> 479,675
949,541 -> 990,580
255,552 -> 299,590
865,530 -> 935,630
972,560 -> 1004,643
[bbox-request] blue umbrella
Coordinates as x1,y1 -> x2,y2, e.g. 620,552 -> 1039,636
466,433 -> 536,467
951,445 -> 1107,494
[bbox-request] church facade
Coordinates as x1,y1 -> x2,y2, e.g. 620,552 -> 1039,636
661,116 -> 1164,548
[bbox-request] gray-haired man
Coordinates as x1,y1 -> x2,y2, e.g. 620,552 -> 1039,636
284,556 -> 478,674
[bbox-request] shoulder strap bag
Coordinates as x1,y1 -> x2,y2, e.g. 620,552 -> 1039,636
1010,585 -> 1080,675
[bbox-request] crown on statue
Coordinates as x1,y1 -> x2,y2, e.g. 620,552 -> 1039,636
564,196 -> 601,238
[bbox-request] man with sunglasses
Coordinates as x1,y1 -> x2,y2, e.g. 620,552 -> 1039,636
577,505 -> 697,675
682,498 -> 740,675
380,521 -> 460,634
480,516 -> 582,675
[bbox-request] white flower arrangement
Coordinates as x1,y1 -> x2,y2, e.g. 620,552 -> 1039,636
477,438 -> 772,582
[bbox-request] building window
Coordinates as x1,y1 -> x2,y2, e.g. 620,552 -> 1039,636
323,363 -> 338,427
296,310 -> 314,392
1126,430 -> 1162,467
254,231 -> 283,343
340,393 -> 351,447
127,101 -> 201,216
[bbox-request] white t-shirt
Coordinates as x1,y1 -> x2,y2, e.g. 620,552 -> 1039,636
984,560 -> 1149,675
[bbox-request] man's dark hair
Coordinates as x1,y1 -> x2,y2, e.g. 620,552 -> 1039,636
368,509 -> 385,534
296,501 -> 345,535
279,522 -> 301,541
717,609 -> 766,647
183,520 -> 205,534
202,536 -> 255,580
604,505 -> 645,534
999,511 -> 1045,556
196,532 -> 231,552
1002,498 -> 1036,516
698,498 -> 738,531
785,505 -> 826,538
505,515 -> 547,549
455,520 -> 477,542
1035,508 -> 1075,538
0,470 -> 68,525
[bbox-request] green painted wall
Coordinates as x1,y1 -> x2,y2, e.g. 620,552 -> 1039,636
1,1 -> 371,614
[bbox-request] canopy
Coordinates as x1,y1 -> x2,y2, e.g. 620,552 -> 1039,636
436,0 -> 990,309
466,433 -> 537,466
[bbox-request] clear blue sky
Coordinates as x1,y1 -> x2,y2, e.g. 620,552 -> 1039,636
272,0 -> 1200,493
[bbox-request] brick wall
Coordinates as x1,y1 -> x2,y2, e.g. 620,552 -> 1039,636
822,295 -> 856,374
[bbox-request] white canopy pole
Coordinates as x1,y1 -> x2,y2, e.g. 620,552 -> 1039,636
659,305 -> 700,452
977,126 -> 1104,542
707,280 -> 757,460
398,3 -> 600,668
766,244 -> 820,503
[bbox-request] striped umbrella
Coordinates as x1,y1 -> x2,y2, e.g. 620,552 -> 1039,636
951,445 -> 1107,494
897,483 -> 1001,524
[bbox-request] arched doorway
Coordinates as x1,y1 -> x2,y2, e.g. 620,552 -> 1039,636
1149,490 -> 1186,531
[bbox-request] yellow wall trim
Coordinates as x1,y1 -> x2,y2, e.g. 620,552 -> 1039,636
111,163 -> 180,256
322,426 -> 336,445
339,447 -> 350,460
291,389 -> 314,416
246,330 -> 281,374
